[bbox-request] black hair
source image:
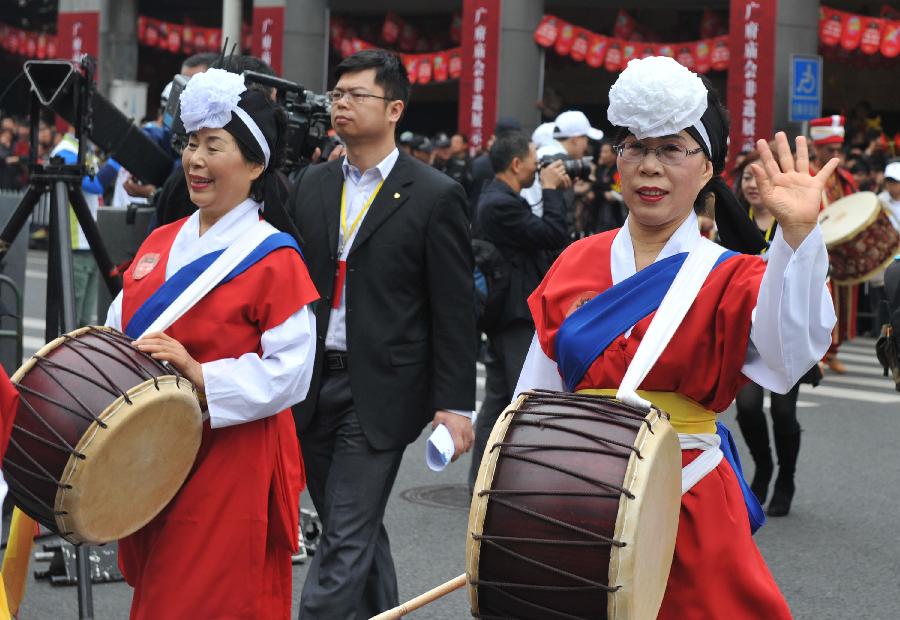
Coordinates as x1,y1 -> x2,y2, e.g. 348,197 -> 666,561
182,52 -> 218,71
216,54 -> 277,77
334,49 -> 410,107
489,130 -> 531,173
231,104 -> 288,202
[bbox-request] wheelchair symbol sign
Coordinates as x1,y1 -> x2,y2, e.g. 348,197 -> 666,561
789,55 -> 822,122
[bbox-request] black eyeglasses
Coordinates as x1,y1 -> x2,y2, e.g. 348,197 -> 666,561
615,141 -> 705,166
327,89 -> 392,105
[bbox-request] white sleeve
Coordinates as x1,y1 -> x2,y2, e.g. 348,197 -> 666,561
202,306 -> 317,428
105,291 -> 123,331
742,226 -> 836,394
514,334 -> 566,396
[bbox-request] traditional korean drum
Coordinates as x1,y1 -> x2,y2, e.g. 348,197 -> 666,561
467,390 -> 682,619
3,326 -> 202,545
819,191 -> 900,285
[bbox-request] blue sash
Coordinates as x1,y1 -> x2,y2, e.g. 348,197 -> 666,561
554,250 -> 737,392
125,232 -> 301,339
717,422 -> 767,534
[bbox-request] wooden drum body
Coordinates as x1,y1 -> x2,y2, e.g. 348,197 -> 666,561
3,326 -> 202,545
819,191 -> 900,285
467,390 -> 681,620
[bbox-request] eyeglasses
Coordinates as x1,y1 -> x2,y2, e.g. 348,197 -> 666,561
615,141 -> 705,166
326,89 -> 392,105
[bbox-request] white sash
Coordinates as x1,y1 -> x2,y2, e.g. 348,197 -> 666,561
678,433 -> 723,495
137,219 -> 277,339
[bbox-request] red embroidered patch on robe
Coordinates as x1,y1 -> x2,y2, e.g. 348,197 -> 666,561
133,254 -> 160,280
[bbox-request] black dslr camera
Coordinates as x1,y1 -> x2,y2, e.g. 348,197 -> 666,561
538,154 -> 593,181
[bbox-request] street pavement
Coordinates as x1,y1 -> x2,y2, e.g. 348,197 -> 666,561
7,250 -> 900,619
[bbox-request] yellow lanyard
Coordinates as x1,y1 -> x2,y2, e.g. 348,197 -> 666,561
748,207 -> 775,255
339,179 -> 384,255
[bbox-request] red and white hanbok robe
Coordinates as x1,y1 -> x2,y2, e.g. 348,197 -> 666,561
516,211 -> 835,619
106,199 -> 318,619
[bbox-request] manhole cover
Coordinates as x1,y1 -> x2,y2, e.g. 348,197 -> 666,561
400,484 -> 472,511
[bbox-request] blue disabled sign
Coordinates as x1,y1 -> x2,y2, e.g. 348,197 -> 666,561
789,54 -> 822,122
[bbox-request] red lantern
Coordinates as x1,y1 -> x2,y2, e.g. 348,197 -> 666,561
613,10 -> 636,40
46,36 -> 57,59
569,28 -> 590,62
340,38 -> 354,58
182,27 -> 195,55
656,44 -> 675,58
840,13 -> 864,51
145,20 -> 159,47
36,33 -> 47,59
639,44 -> 657,59
604,40 -> 623,72
585,34 -> 608,68
448,48 -> 462,79
138,17 -> 147,42
168,25 -> 182,54
417,54 -> 433,84
157,22 -> 170,50
433,51 -> 449,81
881,20 -> 900,57
450,12 -> 462,45
193,29 -> 207,53
403,55 -> 419,84
819,8 -> 842,47
554,21 -> 576,56
382,12 -> 402,44
710,35 -> 730,71
860,18 -> 885,55
533,15 -> 559,48
694,39 -> 712,73
621,42 -> 638,65
26,34 -> 37,58
208,29 -> 221,52
399,22 -> 417,52
676,44 -> 695,71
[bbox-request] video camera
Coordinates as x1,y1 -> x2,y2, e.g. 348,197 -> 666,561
538,154 -> 593,181
162,69 -> 334,172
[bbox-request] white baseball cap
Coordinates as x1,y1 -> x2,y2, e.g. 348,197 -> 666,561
885,162 -> 900,182
553,110 -> 604,140
531,122 -> 557,148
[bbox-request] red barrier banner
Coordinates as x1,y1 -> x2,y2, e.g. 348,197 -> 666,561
458,0 -> 501,152
252,5 -> 284,75
727,0 -> 777,164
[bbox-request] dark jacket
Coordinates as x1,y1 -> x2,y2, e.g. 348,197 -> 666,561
477,178 -> 567,329
288,151 -> 476,450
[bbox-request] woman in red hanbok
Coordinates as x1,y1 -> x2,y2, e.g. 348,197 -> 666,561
515,57 -> 838,619
105,68 -> 318,619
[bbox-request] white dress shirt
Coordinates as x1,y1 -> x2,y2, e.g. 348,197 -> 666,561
324,148 -> 400,352
106,199 -> 316,429
520,141 -> 566,217
514,211 -> 836,397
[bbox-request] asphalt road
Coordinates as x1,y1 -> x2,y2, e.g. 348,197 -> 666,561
7,250 -> 900,619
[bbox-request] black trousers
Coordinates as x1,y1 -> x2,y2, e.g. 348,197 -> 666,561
468,320 -> 535,489
735,381 -> 801,437
299,368 -> 405,620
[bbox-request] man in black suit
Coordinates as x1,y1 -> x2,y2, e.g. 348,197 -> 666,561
288,49 -> 476,619
468,130 -> 569,488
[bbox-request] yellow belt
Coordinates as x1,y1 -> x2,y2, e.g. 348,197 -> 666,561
577,389 -> 717,435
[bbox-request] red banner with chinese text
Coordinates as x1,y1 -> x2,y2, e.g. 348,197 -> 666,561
251,6 -> 284,76
57,11 -> 99,63
458,0 -> 501,153
726,0 -> 776,167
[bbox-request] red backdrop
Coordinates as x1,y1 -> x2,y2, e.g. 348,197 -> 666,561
251,6 -> 284,76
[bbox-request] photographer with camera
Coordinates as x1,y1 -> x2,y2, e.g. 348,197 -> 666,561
469,130 -> 569,489
521,110 -> 601,233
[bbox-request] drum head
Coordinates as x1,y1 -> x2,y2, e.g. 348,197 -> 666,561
54,376 -> 202,545
607,407 -> 681,619
818,191 -> 881,248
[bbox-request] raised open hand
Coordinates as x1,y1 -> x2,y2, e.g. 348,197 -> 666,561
750,131 -> 840,249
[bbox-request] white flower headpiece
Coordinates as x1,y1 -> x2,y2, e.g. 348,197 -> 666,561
607,56 -> 711,153
179,68 -> 271,167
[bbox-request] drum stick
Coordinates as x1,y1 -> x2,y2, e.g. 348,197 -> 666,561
369,573 -> 467,619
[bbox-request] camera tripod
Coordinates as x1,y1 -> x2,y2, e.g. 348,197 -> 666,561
0,58 -> 120,620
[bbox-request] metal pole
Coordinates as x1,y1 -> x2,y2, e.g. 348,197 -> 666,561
222,0 -> 242,52
48,179 -> 93,619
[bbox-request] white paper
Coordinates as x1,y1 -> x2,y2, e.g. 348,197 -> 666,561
426,424 -> 455,472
